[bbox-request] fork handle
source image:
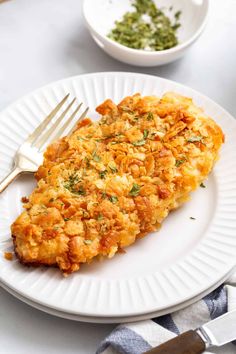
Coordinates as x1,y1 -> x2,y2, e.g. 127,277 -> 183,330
0,167 -> 22,193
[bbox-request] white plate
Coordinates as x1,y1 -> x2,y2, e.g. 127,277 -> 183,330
83,0 -> 209,66
0,72 -> 236,318
1,266 -> 234,324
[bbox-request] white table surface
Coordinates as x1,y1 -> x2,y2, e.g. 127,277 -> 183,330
0,0 -> 235,353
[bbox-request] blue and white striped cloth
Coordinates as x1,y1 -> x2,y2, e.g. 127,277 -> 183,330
97,274 -> 236,354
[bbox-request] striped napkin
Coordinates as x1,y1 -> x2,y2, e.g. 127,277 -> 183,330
97,274 -> 236,354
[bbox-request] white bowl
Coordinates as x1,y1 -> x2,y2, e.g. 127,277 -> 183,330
83,0 -> 209,67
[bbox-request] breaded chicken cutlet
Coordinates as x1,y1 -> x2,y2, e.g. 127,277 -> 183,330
11,93 -> 224,274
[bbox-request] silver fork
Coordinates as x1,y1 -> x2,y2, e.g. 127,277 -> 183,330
0,94 -> 89,193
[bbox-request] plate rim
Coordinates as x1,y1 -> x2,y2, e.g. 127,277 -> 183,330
1,266 -> 235,324
0,71 -> 236,317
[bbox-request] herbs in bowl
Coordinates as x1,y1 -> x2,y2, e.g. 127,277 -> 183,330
107,0 -> 181,51
83,0 -> 209,66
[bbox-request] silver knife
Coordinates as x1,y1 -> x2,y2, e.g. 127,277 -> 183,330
144,309 -> 236,354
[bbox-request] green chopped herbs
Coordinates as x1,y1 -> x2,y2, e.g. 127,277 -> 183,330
109,164 -> 118,173
147,112 -> 154,121
109,195 -> 118,204
143,129 -> 149,139
102,191 -> 107,199
72,186 -> 86,196
64,173 -> 85,196
129,183 -> 141,197
175,10 -> 181,21
97,213 -> 103,221
200,182 -> 206,188
84,239 -> 92,245
108,0 -> 181,51
82,210 -> 89,218
99,170 -> 107,179
187,136 -> 203,143
92,151 -> 101,162
64,173 -> 81,192
84,157 -> 90,167
175,159 -> 185,167
132,139 -> 146,146
49,198 -> 54,202
64,217 -> 70,221
76,186 -> 86,196
77,136 -> 85,141
132,130 -> 150,146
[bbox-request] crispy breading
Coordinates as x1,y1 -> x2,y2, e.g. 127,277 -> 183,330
11,93 -> 224,274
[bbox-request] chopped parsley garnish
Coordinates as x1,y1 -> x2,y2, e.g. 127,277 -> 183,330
175,10 -> 182,21
147,112 -> 154,121
143,129 -> 149,139
109,196 -> 118,204
200,182 -> 206,188
64,173 -> 81,192
77,136 -> 85,141
109,164 -> 118,173
187,136 -> 203,143
84,239 -> 92,245
99,170 -> 107,179
175,159 -> 185,167
84,157 -> 90,167
101,191 -> 107,199
64,218 -> 70,221
107,0 -> 181,51
190,217 -> 196,220
49,198 -> 54,202
129,183 -> 141,197
82,210 -> 89,218
92,151 -> 101,162
75,186 -> 86,196
64,173 -> 85,195
133,130 -> 150,146
97,213 -> 103,221
132,139 -> 146,147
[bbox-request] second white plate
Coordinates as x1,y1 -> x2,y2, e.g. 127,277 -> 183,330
0,72 -> 236,318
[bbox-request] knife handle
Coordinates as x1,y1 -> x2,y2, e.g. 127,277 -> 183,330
144,330 -> 206,354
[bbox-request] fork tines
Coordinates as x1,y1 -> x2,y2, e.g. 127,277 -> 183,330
28,94 -> 89,152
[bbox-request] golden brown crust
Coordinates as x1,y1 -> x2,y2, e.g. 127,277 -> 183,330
11,93 -> 224,274
4,252 -> 13,261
